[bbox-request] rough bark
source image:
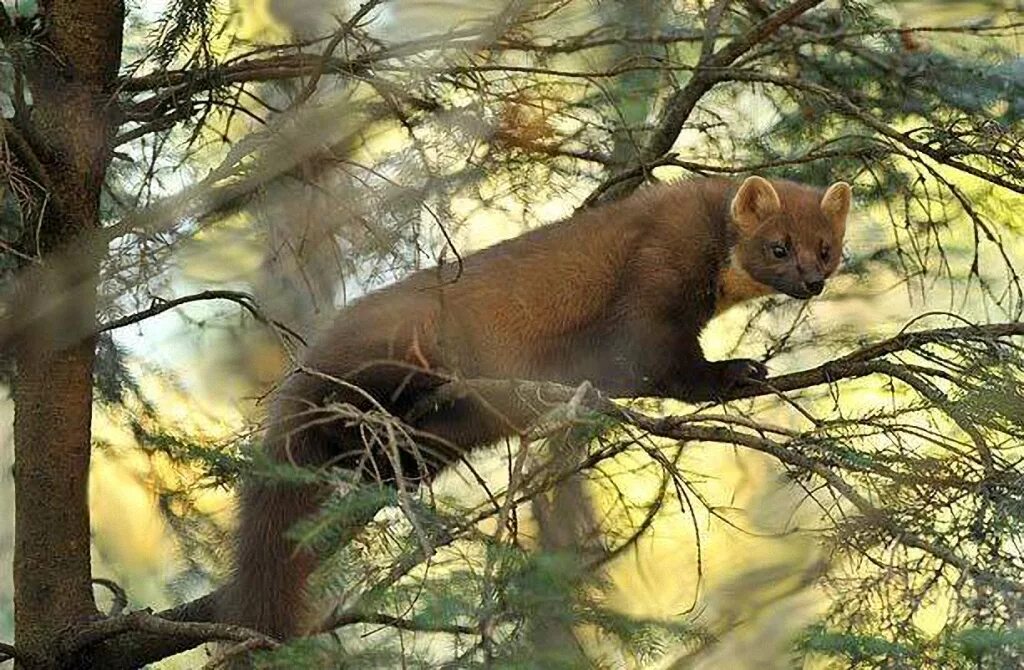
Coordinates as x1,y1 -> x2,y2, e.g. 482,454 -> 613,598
10,1 -> 125,668
12,319 -> 98,669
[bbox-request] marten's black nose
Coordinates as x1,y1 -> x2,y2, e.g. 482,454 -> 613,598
805,280 -> 824,295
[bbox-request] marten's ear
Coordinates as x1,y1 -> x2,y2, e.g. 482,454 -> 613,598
731,176 -> 781,232
820,181 -> 852,237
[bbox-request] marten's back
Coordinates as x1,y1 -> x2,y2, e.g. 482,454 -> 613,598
301,179 -> 727,384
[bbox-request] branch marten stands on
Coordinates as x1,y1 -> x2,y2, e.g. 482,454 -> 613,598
225,175 -> 853,638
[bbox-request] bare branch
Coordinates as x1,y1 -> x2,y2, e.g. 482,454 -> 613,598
0,116 -> 53,196
92,578 -> 129,617
65,609 -> 276,665
290,0 -> 386,109
75,590 -> 228,670
118,53 -> 362,94
97,289 -> 306,345
411,322 -> 1024,414
590,0 -> 827,203
0,641 -> 19,664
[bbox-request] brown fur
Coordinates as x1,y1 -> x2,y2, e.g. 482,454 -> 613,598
716,255 -> 775,314
223,176 -> 851,638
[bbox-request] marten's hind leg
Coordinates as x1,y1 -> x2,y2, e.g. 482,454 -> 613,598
404,382 -> 559,472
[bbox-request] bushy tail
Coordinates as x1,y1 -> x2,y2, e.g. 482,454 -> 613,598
220,361 -> 518,638
225,476 -> 322,638
222,374 -> 334,639
224,475 -> 319,639
221,365 -> 416,638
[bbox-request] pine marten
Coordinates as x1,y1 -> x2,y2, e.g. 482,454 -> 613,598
223,175 -> 852,638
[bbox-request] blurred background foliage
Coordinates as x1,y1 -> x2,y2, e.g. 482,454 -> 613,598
3,0 -> 1024,667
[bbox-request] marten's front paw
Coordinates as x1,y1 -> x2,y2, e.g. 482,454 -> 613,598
718,358 -> 768,388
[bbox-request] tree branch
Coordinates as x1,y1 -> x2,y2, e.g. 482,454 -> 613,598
66,610 -> 275,655
699,68 -> 1024,195
92,578 -> 129,617
606,419 -> 1024,596
0,641 -> 19,664
324,611 -> 478,636
97,289 -> 306,345
79,590 -> 230,670
290,0 -> 386,109
0,115 -> 53,196
118,54 -> 362,94
589,0 -> 827,203
416,322 -> 1024,596
411,322 -> 1024,415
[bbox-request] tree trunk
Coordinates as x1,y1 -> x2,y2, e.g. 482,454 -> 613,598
11,1 -> 125,667
12,317 -> 98,668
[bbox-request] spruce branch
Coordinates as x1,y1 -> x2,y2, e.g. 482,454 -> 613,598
96,289 -> 306,345
323,611 -> 478,636
71,321 -> 1024,667
699,69 -> 1024,195
589,0 -> 828,204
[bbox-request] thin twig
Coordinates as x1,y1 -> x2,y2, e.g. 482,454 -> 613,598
92,577 -> 130,617
96,289 -> 306,345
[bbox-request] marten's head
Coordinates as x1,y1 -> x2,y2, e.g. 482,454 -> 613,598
728,175 -> 851,300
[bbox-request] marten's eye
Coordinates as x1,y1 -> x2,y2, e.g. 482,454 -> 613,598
770,243 -> 788,259
820,243 -> 831,261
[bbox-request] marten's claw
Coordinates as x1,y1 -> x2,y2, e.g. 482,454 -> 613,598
745,359 -> 769,380
720,358 -> 768,386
